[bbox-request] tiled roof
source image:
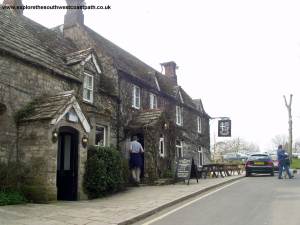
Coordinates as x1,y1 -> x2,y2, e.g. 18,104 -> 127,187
83,26 -> 202,110
128,109 -> 163,128
0,7 -> 80,82
20,91 -> 75,122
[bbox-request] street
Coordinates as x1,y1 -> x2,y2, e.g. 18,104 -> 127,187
135,174 -> 300,225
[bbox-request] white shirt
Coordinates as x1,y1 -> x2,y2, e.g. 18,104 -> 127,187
130,140 -> 144,153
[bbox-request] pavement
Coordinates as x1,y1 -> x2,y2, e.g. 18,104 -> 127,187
0,174 -> 244,225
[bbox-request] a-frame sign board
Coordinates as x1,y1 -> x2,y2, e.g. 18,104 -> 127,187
176,158 -> 199,185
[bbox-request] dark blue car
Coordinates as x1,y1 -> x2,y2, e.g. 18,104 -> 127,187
245,154 -> 274,177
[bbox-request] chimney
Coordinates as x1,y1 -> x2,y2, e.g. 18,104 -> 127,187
160,61 -> 178,84
3,0 -> 23,15
64,0 -> 85,28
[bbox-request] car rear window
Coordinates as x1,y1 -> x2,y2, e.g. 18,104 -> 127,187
249,154 -> 270,160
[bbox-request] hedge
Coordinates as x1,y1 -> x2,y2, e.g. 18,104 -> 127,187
83,146 -> 129,199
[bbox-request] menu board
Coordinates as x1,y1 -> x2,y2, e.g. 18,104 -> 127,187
176,158 -> 192,180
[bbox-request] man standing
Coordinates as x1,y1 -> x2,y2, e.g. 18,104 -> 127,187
129,136 -> 144,184
277,145 -> 293,179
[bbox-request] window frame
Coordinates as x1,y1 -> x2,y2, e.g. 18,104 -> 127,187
176,106 -> 183,126
95,125 -> 107,147
159,136 -> 165,157
132,85 -> 141,109
197,116 -> 202,133
150,93 -> 158,109
83,73 -> 94,103
176,140 -> 183,158
198,147 -> 204,167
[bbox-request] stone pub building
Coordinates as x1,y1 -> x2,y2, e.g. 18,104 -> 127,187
0,0 -> 211,200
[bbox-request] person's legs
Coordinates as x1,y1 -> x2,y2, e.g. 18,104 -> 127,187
136,167 -> 141,183
284,164 -> 293,178
278,163 -> 284,178
132,168 -> 137,182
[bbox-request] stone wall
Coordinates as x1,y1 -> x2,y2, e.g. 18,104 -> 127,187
17,117 -> 88,200
0,53 -> 78,163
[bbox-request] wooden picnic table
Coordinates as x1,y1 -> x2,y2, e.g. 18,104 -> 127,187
225,163 -> 244,175
199,163 -> 244,178
200,163 -> 226,178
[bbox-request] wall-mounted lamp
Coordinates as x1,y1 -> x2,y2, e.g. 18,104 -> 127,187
164,123 -> 168,130
52,130 -> 58,143
82,135 -> 88,148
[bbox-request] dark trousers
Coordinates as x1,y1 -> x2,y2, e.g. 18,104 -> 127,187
278,162 -> 292,178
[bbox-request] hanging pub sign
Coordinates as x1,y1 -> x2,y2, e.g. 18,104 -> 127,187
218,119 -> 231,137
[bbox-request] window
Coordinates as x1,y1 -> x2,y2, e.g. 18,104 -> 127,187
132,85 -> 141,109
83,73 -> 94,103
176,106 -> 183,126
159,136 -> 165,157
0,103 -> 6,115
95,125 -> 106,146
176,140 -> 183,158
198,147 -> 204,166
197,116 -> 202,133
150,93 -> 158,109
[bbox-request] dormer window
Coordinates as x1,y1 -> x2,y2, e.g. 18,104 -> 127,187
150,93 -> 158,109
83,73 -> 94,103
132,85 -> 141,109
176,106 -> 183,126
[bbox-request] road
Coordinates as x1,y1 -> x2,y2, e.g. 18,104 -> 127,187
135,174 -> 300,225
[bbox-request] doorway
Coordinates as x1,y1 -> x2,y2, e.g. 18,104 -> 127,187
134,133 -> 144,178
57,127 -> 79,200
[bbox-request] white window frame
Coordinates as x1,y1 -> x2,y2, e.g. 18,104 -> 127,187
178,90 -> 184,103
83,73 -> 94,103
132,85 -> 141,109
176,140 -> 183,158
150,93 -> 158,109
154,76 -> 160,91
176,106 -> 183,126
197,116 -> 202,133
159,136 -> 165,157
95,125 -> 107,147
198,147 -> 204,167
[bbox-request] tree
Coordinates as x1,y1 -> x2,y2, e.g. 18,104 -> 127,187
214,138 -> 260,154
283,94 -> 293,158
271,134 -> 288,150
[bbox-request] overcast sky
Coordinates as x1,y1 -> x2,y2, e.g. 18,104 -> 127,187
20,0 -> 300,151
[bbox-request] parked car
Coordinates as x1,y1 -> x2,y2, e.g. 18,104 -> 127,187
223,153 -> 248,161
245,154 -> 274,177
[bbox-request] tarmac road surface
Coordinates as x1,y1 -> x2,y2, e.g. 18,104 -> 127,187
135,174 -> 300,225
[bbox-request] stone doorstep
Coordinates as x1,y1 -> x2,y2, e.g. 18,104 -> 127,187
118,176 -> 245,225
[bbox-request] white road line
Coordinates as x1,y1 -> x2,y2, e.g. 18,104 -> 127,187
141,180 -> 242,225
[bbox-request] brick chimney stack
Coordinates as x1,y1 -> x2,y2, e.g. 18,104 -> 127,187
3,0 -> 23,15
161,61 -> 178,84
64,0 -> 85,28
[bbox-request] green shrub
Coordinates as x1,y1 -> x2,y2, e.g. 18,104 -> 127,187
0,191 -> 26,206
83,146 -> 129,199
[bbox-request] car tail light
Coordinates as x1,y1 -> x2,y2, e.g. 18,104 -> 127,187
246,161 -> 252,166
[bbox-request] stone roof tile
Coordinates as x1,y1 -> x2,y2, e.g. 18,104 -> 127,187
0,8 -> 80,82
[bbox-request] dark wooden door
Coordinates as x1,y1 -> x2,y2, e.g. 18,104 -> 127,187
57,128 -> 78,201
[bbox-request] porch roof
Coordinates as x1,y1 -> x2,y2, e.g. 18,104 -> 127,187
127,109 -> 163,129
19,91 -> 90,132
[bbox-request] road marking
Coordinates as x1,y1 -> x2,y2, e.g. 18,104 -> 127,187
141,180 -> 242,225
